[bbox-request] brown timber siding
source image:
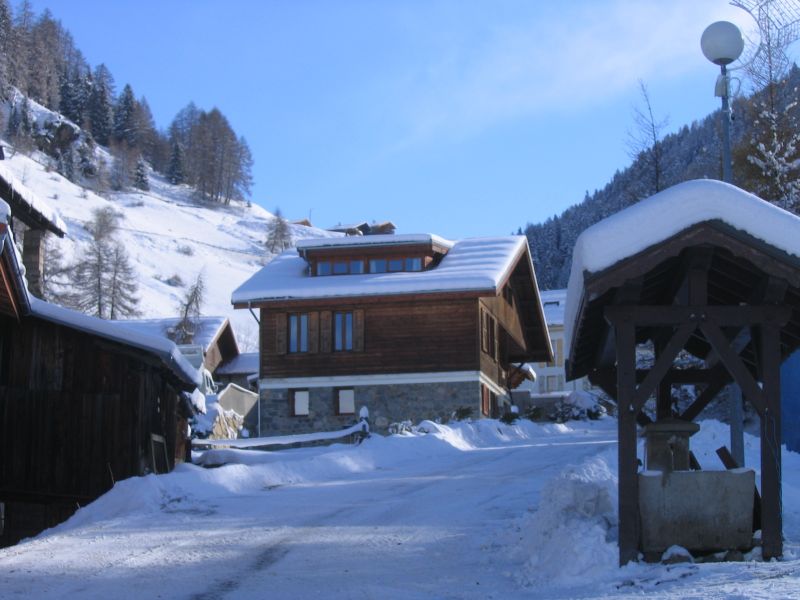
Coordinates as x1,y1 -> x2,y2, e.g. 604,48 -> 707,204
261,297 -> 480,378
0,313 -> 190,547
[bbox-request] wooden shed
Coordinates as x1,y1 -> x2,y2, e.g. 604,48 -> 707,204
565,180 -> 800,564
0,220 -> 200,547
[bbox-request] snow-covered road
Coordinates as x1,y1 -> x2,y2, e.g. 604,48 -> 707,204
2,418 -> 800,599
0,421 -> 616,599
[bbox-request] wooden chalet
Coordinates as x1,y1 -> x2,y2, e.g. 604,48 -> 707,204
0,213 -> 200,547
565,180 -> 800,564
233,233 -> 552,435
327,220 -> 397,236
110,315 -> 240,374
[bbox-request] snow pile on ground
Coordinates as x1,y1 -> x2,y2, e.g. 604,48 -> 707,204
509,448 -> 619,587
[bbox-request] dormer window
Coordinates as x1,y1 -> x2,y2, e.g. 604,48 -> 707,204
370,259 -> 387,273
406,257 -> 422,271
317,262 -> 331,276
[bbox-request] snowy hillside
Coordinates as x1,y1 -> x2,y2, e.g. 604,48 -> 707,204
2,142 -> 338,348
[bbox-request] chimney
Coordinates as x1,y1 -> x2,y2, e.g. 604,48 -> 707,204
22,228 -> 45,298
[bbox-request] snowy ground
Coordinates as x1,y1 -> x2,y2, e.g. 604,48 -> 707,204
1,418 -> 799,599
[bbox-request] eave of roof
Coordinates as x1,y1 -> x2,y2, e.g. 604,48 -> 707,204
233,236 -> 527,305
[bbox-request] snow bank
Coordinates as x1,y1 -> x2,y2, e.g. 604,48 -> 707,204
512,448 -> 619,587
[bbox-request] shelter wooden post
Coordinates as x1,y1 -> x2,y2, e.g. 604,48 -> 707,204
613,314 -> 639,566
759,321 -> 782,559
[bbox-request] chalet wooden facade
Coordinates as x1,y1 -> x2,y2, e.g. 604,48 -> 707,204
233,234 -> 552,434
0,216 -> 200,547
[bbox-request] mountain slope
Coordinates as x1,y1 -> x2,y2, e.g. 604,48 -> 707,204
2,143 -> 337,350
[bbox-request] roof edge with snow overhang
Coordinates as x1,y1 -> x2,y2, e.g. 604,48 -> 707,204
564,179 -> 800,358
232,235 -> 528,305
28,297 -> 201,387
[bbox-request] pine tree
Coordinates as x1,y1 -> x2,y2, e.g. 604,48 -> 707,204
40,233 -> 71,304
87,64 -> 114,145
67,207 -> 139,319
112,83 -> 137,146
167,139 -> 185,185
133,156 -> 149,191
265,208 -> 293,253
106,242 -> 140,319
0,0 -> 12,92
171,272 -> 205,344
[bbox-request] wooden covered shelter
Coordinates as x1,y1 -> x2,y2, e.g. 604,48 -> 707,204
565,180 -> 800,564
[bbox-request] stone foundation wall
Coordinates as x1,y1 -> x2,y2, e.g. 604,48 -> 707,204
260,380 -> 484,435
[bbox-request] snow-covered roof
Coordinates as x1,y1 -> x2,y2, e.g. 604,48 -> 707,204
327,221 -> 369,230
215,351 -> 259,376
565,179 -> 800,355
109,316 -> 230,354
296,233 -> 453,251
0,162 -> 67,235
28,297 -> 201,386
233,236 -> 528,304
539,289 -> 566,327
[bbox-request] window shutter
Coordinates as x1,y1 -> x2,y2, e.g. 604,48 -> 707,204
275,313 -> 287,354
308,312 -> 319,353
493,319 -> 499,361
481,310 -> 488,353
353,309 -> 365,352
320,311 -> 332,352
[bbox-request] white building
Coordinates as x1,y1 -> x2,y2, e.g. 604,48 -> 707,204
523,289 -> 594,398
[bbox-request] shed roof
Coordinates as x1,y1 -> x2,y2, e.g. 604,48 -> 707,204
0,162 -> 67,236
215,352 -> 259,376
109,316 -> 234,355
565,180 -> 800,380
29,299 -> 201,387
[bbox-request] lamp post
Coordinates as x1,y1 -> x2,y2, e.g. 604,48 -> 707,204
701,21 -> 744,184
701,20 -> 746,466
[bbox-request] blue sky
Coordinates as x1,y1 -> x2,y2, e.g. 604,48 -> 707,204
30,0 -> 765,239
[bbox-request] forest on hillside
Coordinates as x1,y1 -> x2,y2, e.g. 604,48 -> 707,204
525,58 -> 800,289
0,0 -> 252,204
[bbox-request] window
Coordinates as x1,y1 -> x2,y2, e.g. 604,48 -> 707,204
554,338 -> 564,367
336,388 -> 355,415
334,311 -> 353,351
503,284 -> 514,305
369,258 -> 387,273
350,260 -> 365,274
291,390 -> 310,416
482,310 -> 496,360
333,261 -> 349,275
388,258 -> 404,272
405,257 -> 422,271
289,313 -> 309,353
317,261 -> 331,276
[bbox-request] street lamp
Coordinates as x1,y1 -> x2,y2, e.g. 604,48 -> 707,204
701,21 -> 744,184
702,20 -> 746,467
